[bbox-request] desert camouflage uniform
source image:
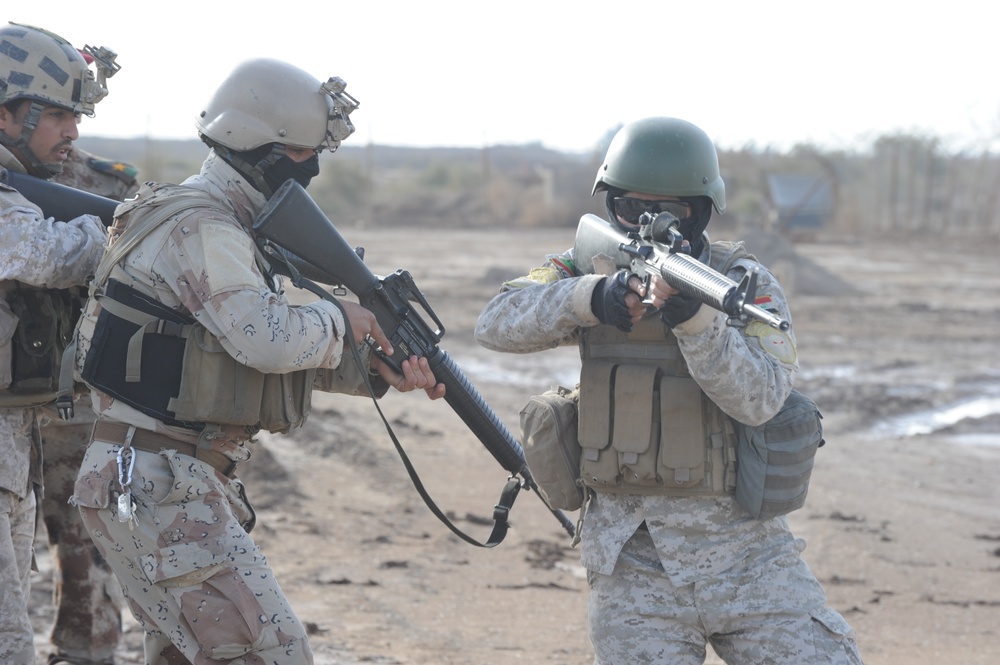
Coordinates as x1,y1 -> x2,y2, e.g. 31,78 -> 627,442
71,150 -> 380,665
35,146 -> 140,665
475,241 -> 863,664
0,144 -> 108,664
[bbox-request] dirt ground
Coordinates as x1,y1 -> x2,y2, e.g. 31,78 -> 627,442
31,226 -> 1000,664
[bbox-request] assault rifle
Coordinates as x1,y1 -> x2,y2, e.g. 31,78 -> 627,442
253,179 -> 576,544
8,170 -> 577,542
574,212 -> 790,331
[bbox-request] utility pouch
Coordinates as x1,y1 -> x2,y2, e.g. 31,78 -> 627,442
257,368 -> 316,434
154,306 -> 316,433
169,325 -> 266,426
519,384 -> 584,511
734,389 -> 823,519
80,279 -> 200,429
7,287 -> 76,394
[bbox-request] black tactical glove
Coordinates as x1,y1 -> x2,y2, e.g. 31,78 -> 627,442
591,270 -> 637,332
659,293 -> 702,329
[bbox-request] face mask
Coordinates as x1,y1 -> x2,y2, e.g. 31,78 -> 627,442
677,196 -> 713,257
263,153 -> 320,196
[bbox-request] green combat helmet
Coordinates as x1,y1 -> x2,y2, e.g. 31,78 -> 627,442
593,116 -> 726,214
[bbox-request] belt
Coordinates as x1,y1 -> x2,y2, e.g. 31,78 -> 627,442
92,420 -> 239,478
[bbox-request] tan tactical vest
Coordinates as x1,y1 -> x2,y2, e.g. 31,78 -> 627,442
575,239 -> 748,496
83,182 -> 314,433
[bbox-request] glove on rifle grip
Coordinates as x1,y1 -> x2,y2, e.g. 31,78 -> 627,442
591,269 -> 636,332
659,293 -> 702,328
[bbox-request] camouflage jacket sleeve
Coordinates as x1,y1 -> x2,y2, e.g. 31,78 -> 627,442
672,256 -> 798,425
126,210 -> 348,374
0,194 -> 107,288
474,249 -> 605,353
313,342 -> 390,398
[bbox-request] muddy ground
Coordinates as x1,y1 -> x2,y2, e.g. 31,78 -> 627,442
32,226 -> 1000,664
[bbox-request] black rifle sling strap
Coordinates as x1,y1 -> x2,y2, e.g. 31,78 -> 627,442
265,251 -> 519,548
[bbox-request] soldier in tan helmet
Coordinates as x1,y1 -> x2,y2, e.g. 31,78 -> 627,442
70,57 -> 445,664
0,21 -> 117,663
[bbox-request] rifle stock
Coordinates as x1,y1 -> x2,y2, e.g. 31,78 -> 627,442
574,213 -> 790,331
2,169 -> 335,285
254,179 -> 576,538
1,167 -> 119,225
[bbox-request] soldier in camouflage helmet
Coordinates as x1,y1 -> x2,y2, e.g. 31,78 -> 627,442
0,22 -> 117,664
70,57 -> 445,664
475,117 -> 864,664
34,145 -> 139,665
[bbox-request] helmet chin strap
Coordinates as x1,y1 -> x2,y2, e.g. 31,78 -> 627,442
210,139 -> 320,199
210,141 -> 284,198
0,101 -> 64,178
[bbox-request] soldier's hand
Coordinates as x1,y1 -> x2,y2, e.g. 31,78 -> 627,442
644,272 -> 675,309
340,300 -> 394,357
591,269 -> 646,332
371,354 -> 446,400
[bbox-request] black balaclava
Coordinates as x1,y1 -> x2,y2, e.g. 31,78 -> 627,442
262,153 -> 319,195
675,195 -> 713,258
207,139 -> 320,199
605,188 -> 713,257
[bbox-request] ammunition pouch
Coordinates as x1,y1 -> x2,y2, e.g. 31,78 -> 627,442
577,359 -> 738,496
0,285 -> 79,407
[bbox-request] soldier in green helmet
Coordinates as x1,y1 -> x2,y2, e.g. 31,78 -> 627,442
475,117 -> 864,664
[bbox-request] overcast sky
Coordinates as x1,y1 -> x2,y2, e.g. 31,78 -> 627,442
9,1 -> 999,154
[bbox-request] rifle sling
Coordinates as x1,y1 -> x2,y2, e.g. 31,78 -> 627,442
277,256 -> 520,548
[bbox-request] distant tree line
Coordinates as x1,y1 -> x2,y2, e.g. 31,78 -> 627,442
77,132 -> 1000,241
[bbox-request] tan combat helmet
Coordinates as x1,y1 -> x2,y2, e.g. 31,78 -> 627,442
195,57 -> 359,153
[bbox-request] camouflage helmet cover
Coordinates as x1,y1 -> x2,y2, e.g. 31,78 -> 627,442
0,22 -> 118,116
593,117 -> 726,214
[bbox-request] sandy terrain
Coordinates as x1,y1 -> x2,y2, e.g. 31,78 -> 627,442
32,226 -> 1000,664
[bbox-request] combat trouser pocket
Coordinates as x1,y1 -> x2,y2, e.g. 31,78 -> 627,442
138,540 -> 282,661
72,443 -> 117,510
809,607 -> 863,664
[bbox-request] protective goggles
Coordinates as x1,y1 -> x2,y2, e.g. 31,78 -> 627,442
611,197 -> 690,225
